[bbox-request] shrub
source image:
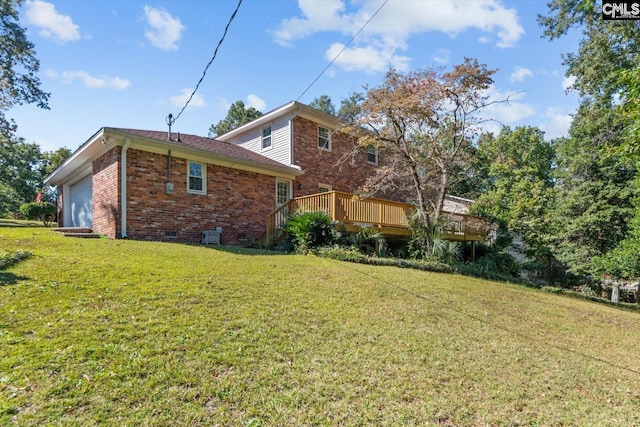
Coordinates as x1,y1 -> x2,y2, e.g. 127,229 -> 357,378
348,226 -> 388,257
284,210 -> 341,254
0,250 -> 33,270
19,202 -> 56,226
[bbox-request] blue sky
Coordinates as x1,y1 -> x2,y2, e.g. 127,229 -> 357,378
12,0 -> 582,152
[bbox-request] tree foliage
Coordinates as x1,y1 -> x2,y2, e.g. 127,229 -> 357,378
538,0 -> 640,102
340,59 -> 496,248
473,126 -> 555,239
0,134 -> 70,216
1,0 -> 50,137
549,105 -> 636,276
539,0 -> 640,278
208,100 -> 263,138
308,95 -> 336,116
19,201 -> 56,226
337,92 -> 364,124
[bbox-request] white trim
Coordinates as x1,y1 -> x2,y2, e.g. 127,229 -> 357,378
121,138 -> 131,238
62,183 -> 71,227
318,183 -> 332,193
187,160 -> 207,195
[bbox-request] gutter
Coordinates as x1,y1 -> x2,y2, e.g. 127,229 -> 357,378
121,138 -> 131,238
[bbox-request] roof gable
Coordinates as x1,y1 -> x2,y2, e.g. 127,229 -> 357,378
215,101 -> 339,141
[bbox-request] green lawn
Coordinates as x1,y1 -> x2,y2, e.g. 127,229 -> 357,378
1,225 -> 639,426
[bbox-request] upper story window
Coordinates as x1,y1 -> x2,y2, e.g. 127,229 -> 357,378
262,126 -> 272,150
188,161 -> 206,194
318,126 -> 331,151
367,145 -> 378,165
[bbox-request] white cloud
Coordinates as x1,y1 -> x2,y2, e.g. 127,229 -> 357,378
482,87 -> 536,126
46,69 -> 130,90
273,0 -> 348,47
562,75 -> 577,93
325,42 -> 410,73
432,49 -> 450,65
169,88 -> 206,108
143,6 -> 185,51
246,94 -> 266,111
510,66 -> 533,83
25,0 -> 80,43
273,0 -> 523,73
539,108 -> 573,140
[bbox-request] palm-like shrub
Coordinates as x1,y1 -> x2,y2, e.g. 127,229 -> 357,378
350,226 -> 387,257
284,210 -> 341,253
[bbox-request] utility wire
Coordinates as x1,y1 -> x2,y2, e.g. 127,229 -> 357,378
169,0 -> 243,125
329,258 -> 640,376
296,0 -> 389,101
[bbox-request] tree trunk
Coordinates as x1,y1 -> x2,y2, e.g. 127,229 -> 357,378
434,167 -> 449,223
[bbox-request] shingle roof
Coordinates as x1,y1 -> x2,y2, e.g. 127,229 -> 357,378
110,128 -> 291,170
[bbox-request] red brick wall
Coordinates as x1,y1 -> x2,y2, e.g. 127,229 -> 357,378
124,148 -> 276,244
92,147 -> 121,238
291,116 -> 385,197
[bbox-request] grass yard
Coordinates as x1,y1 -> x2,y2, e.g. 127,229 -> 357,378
1,225 -> 640,426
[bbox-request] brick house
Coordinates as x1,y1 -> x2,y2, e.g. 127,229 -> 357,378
44,101 -> 386,244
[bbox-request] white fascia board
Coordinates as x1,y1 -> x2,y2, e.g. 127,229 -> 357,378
215,101 -> 299,141
43,128 -> 112,186
216,101 -> 341,142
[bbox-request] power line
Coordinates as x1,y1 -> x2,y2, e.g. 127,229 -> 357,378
330,258 -> 640,376
297,0 -> 389,102
169,0 -> 243,125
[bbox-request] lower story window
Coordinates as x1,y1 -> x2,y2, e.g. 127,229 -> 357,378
188,161 -> 205,194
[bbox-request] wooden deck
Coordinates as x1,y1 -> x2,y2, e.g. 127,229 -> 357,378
266,191 -> 487,243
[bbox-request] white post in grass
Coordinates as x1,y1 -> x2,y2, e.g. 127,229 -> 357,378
611,282 -> 620,303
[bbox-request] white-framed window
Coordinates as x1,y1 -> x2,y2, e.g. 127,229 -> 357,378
318,184 -> 332,193
262,126 -> 272,150
318,126 -> 331,151
367,145 -> 378,165
188,161 -> 206,194
276,178 -> 291,207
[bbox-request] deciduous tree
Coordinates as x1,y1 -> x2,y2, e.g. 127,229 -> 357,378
1,0 -> 50,137
472,126 -> 557,281
308,95 -> 335,116
208,100 -> 262,138
340,59 -> 496,248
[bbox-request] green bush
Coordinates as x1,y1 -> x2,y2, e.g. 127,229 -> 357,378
0,250 -> 33,270
19,202 -> 56,226
348,226 -> 388,257
284,210 -> 341,254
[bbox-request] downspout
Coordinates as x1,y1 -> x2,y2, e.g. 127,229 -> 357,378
121,138 -> 131,238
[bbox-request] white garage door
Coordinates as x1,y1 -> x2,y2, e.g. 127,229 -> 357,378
70,174 -> 92,228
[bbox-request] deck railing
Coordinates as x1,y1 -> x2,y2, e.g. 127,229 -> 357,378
265,191 -> 487,242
